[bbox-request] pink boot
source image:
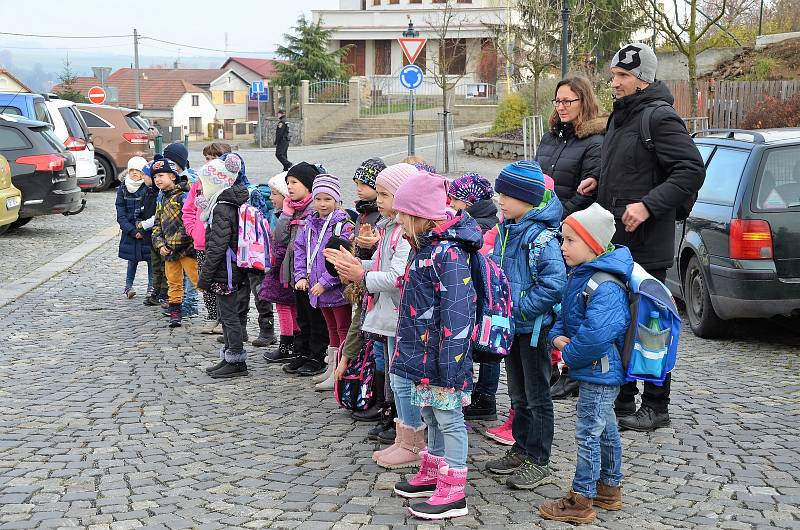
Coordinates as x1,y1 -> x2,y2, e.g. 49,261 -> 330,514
373,418 -> 402,461
408,463 -> 468,520
485,408 -> 515,446
393,450 -> 445,498
376,422 -> 425,469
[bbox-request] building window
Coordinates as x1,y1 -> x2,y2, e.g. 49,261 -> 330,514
389,0 -> 398,3
191,95 -> 199,106
409,0 -> 421,3
441,38 -> 467,76
457,0 -> 472,2
189,117 -> 202,134
224,91 -> 234,104
375,40 -> 391,75
373,0 -> 380,4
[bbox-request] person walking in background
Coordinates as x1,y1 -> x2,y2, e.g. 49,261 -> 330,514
275,110 -> 292,171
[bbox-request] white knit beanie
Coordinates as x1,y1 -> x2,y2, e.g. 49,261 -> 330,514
564,203 -> 616,256
268,171 -> 289,197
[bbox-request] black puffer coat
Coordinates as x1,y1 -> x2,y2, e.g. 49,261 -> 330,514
536,116 -> 606,219
596,81 -> 705,271
198,185 -> 250,291
465,198 -> 499,232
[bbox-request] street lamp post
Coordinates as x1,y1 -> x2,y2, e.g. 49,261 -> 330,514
561,0 -> 570,78
403,20 -> 419,156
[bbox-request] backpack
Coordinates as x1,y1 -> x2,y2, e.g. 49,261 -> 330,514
524,228 -> 561,346
582,262 -> 681,386
334,339 -> 377,411
237,202 -> 272,271
470,250 -> 515,363
640,101 -> 698,221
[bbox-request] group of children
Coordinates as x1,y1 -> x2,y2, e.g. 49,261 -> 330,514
116,146 -> 635,524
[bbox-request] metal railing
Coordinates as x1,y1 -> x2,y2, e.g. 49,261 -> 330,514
684,116 -> 710,134
522,115 -> 546,160
308,80 -> 349,104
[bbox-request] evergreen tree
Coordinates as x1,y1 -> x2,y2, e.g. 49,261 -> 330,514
274,15 -> 352,86
53,59 -> 86,103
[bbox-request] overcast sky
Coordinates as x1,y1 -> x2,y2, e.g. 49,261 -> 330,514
2,0 -> 341,58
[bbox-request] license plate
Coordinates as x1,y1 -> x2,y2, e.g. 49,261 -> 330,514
149,141 -> 155,149
67,166 -> 75,177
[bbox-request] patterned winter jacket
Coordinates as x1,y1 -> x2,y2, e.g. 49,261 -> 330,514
549,246 -> 633,386
390,213 -> 481,393
152,183 -> 195,261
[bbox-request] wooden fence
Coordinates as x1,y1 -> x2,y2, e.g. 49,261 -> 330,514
664,79 -> 800,129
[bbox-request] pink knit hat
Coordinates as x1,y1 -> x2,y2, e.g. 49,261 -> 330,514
393,170 -> 449,221
375,163 -> 418,195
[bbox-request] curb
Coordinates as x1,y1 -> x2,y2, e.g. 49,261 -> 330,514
0,225 -> 119,309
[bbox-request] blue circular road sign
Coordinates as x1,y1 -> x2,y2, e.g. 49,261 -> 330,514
400,65 -> 424,90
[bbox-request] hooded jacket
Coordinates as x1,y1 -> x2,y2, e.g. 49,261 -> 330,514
536,116 -> 606,219
465,198 -> 499,232
491,194 -> 567,333
597,81 -> 705,271
152,181 -> 195,261
390,214 -> 481,392
115,184 -> 149,262
549,245 -> 634,386
293,209 -> 355,308
197,185 -> 250,290
360,217 -> 411,338
258,211 -> 296,306
182,179 -> 206,251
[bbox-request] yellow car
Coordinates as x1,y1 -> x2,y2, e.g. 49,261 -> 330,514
0,154 -> 21,235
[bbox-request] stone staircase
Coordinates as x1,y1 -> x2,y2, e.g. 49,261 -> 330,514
314,116 -> 476,144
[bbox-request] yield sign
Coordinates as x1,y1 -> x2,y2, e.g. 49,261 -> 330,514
398,38 -> 427,65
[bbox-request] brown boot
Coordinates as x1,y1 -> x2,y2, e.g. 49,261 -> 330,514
538,490 -> 597,525
594,481 -> 622,510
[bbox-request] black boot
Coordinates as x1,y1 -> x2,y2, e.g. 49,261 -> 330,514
614,397 -> 636,418
463,392 -> 497,421
283,354 -> 308,374
168,303 -> 182,328
143,294 -> 160,306
618,406 -> 670,432
263,336 -> 295,363
377,403 -> 397,444
368,402 -> 395,442
297,349 -> 326,376
205,359 -> 227,374
210,361 -> 248,379
550,363 -> 561,387
352,371 -> 385,422
551,373 -> 579,400
252,327 -> 277,347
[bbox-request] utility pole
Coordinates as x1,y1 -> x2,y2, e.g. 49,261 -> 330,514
652,2 -> 658,49
561,0 -> 570,78
403,20 -> 419,157
133,28 -> 141,110
505,0 -> 512,95
758,0 -> 765,36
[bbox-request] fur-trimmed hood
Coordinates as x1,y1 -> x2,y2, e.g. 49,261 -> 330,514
552,115 -> 608,140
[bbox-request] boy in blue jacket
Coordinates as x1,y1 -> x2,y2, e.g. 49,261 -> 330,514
539,203 -> 633,525
484,161 -> 567,490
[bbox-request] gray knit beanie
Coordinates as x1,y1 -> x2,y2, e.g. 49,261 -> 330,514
564,203 -> 617,256
610,42 -> 658,84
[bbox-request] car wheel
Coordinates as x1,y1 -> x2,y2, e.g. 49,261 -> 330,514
8,217 -> 32,230
0,224 -> 9,236
93,156 -> 115,192
683,255 -> 727,338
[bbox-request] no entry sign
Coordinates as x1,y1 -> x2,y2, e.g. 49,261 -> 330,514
87,86 -> 106,105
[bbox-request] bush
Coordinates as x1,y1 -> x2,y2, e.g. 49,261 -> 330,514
741,94 -> 800,129
490,93 -> 530,135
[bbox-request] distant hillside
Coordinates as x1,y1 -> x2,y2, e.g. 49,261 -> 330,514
702,38 -> 800,80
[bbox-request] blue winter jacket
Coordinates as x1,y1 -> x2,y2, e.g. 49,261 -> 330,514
490,194 -> 567,333
390,213 -> 481,392
115,184 -> 149,262
549,245 -> 634,386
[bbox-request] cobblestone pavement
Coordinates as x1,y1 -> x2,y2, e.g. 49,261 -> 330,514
2,230 -> 800,529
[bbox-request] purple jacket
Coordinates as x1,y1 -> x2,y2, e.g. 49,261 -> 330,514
258,213 -> 295,305
294,209 -> 354,308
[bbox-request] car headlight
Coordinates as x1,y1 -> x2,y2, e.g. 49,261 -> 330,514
6,196 -> 20,209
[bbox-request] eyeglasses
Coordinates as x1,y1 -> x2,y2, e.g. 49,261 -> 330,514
552,98 -> 581,108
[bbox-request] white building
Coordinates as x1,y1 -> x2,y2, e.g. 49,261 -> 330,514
312,0 -> 512,94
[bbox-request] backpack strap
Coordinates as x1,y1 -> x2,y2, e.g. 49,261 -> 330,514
523,228 -> 558,345
582,272 -> 627,306
333,218 -> 355,237
639,101 -> 672,152
388,224 -> 403,251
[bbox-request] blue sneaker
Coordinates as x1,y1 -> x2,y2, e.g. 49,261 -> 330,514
182,303 -> 199,318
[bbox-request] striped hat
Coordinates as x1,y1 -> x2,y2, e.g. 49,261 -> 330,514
495,160 -> 546,206
312,173 -> 341,203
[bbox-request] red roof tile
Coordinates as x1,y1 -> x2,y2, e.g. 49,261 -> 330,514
109,68 -> 224,86
221,57 -> 284,79
52,76 -> 206,110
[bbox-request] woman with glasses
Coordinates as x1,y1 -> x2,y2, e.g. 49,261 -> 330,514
535,76 -> 607,401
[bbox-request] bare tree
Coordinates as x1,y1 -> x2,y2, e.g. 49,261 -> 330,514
424,0 -> 475,173
638,0 -> 729,117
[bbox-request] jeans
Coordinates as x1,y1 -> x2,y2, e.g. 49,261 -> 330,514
217,286 -> 250,363
573,382 -> 623,498
373,339 -> 386,373
389,373 -> 423,428
618,268 -> 671,413
420,405 -> 468,469
183,273 -> 199,310
474,361 -> 501,395
125,259 -> 153,291
505,331 -> 554,465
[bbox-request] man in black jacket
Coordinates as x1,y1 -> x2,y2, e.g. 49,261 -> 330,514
583,42 -> 705,432
275,110 -> 292,171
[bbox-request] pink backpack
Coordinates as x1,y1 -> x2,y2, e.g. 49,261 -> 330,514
237,204 -> 271,270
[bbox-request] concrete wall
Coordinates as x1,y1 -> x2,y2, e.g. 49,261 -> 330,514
301,79 -> 361,145
756,31 -> 800,49
654,48 -> 744,80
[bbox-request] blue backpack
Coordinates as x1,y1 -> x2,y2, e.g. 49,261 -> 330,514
470,251 -> 514,363
582,263 -> 681,386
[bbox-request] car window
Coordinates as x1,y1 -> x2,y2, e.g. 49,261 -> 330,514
0,107 -> 23,117
755,146 -> 800,210
37,127 -> 67,153
696,144 -> 714,164
124,113 -> 147,130
58,107 -> 86,139
80,110 -> 111,128
697,147 -> 748,205
33,101 -> 52,125
0,127 -> 30,150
